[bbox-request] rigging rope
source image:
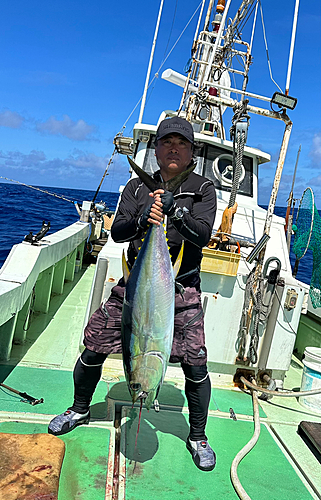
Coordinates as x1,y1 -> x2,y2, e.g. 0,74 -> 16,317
118,1 -> 204,135
229,100 -> 250,208
259,0 -> 283,93
236,265 -> 264,364
161,0 -> 178,61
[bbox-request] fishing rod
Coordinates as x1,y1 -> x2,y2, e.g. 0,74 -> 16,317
0,176 -> 77,205
91,147 -> 117,203
0,382 -> 44,406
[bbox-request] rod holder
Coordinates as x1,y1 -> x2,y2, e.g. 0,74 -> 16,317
246,233 -> 270,264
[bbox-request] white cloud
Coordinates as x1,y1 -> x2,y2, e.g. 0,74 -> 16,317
307,174 -> 321,187
311,132 -> 321,163
0,150 -> 46,168
0,149 -> 108,174
0,148 -> 131,191
36,115 -> 97,141
0,109 -> 25,128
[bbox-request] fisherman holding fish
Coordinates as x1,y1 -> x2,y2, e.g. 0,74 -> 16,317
49,116 -> 217,472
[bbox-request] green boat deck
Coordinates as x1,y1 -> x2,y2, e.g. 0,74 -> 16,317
1,265 -> 321,500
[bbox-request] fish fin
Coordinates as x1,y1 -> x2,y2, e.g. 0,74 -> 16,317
122,250 -> 130,284
128,156 -> 196,193
173,241 -> 184,278
163,162 -> 197,192
127,156 -> 159,192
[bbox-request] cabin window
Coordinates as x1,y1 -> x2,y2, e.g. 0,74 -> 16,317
196,143 -> 253,197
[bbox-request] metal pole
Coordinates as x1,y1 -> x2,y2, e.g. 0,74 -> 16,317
263,119 -> 293,237
203,0 -> 215,31
285,0 -> 300,95
285,144 -> 301,233
201,0 -> 232,86
138,0 -> 164,123
193,0 -> 206,44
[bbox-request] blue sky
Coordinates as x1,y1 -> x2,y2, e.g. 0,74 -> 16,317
0,0 -> 320,206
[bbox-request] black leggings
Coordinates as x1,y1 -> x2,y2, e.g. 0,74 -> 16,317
71,348 -> 211,441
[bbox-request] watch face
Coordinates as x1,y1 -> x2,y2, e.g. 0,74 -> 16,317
175,207 -> 184,219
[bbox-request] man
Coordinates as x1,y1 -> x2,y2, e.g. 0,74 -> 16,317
48,116 -> 217,472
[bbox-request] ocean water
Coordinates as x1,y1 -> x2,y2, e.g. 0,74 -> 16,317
0,182 -> 312,285
0,183 -> 119,268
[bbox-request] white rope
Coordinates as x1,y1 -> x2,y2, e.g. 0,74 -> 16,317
230,384 -> 260,500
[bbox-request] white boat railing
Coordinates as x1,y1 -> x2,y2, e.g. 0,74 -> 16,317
0,221 -> 90,361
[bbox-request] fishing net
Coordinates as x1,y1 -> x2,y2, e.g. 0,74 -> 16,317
293,187 -> 321,308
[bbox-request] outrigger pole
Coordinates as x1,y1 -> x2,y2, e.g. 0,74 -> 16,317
138,0 -> 164,124
257,0 -> 301,250
285,0 -> 300,96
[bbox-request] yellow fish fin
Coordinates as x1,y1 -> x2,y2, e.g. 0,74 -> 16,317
122,250 -> 130,284
173,241 -> 184,278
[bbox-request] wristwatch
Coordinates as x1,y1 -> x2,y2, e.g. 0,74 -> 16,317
171,206 -> 184,220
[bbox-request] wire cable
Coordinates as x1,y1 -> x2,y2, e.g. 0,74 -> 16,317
118,1 -> 204,134
259,0 -> 283,93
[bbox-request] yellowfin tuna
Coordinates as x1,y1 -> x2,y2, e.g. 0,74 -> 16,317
121,157 -> 191,409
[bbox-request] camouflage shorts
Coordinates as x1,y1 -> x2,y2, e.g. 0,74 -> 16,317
83,284 -> 207,366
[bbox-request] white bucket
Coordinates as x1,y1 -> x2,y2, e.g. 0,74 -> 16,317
299,346 -> 321,414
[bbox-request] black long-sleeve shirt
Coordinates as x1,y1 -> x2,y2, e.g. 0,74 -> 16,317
111,170 -> 217,285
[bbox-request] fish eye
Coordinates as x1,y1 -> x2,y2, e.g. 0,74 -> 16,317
130,383 -> 141,391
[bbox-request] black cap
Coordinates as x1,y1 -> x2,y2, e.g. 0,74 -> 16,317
155,116 -> 194,145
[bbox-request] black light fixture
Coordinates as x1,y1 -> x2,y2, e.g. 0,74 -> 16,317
271,92 -> 297,110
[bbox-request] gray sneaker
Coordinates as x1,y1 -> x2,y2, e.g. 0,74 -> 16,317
186,438 -> 216,471
48,409 -> 90,436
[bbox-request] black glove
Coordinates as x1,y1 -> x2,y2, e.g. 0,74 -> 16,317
160,191 -> 177,217
138,205 -> 152,229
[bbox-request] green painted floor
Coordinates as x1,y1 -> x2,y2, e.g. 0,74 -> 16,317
106,379 -> 266,417
122,409 -> 313,500
211,386 -> 266,417
0,264 -> 320,500
0,365 -> 108,418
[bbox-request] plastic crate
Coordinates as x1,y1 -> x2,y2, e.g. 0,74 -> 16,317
201,248 -> 241,276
